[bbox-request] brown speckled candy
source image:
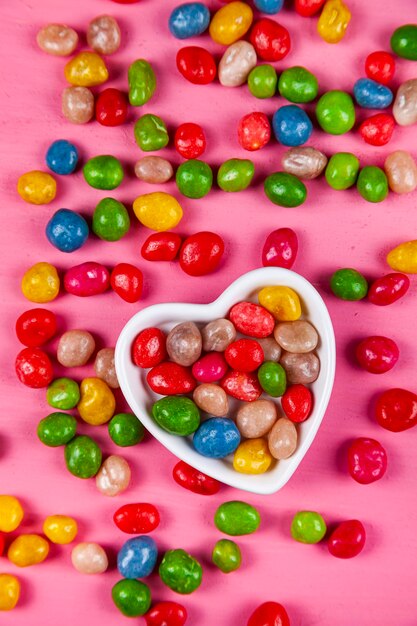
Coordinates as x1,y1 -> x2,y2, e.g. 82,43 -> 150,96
95,455 -> 131,496
134,156 -> 174,184
236,399 -> 277,438
281,147 -> 327,180
166,322 -> 202,366
268,417 -> 297,459
94,348 -> 119,389
193,383 -> 229,416
57,330 -> 95,367
393,79 -> 417,126
256,337 -> 281,362
87,15 -> 121,55
37,24 -> 78,56
384,150 -> 417,194
274,321 -> 318,353
62,86 -> 94,124
202,319 -> 236,352
218,41 -> 257,87
280,351 -> 320,384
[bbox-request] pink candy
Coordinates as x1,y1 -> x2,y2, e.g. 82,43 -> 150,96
192,352 -> 228,383
64,262 -> 110,297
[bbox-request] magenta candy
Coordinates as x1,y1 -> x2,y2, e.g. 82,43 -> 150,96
355,336 -> 399,374
368,273 -> 410,306
64,262 -> 110,297
192,352 -> 228,383
347,437 -> 387,484
262,228 -> 298,269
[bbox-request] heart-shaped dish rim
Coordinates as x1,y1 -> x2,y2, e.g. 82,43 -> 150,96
115,267 -> 336,495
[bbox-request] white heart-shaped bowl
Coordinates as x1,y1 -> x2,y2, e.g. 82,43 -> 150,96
115,268 -> 336,495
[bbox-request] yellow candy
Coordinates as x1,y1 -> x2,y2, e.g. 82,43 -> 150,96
209,1 -> 253,45
133,192 -> 183,231
43,515 -> 78,544
21,262 -> 60,303
258,286 -> 301,321
0,574 -> 20,611
233,438 -> 273,474
78,377 -> 116,425
0,496 -> 24,532
64,52 -> 109,87
17,170 -> 56,204
8,534 -> 49,567
387,240 -> 417,273
317,0 -> 351,44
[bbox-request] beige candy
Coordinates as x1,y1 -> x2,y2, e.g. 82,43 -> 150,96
57,330 -> 95,367
193,384 -> 229,417
274,321 -> 318,353
256,337 -> 281,362
236,399 -> 277,438
37,24 -> 78,56
94,348 -> 119,389
202,319 -> 236,352
281,147 -> 328,180
166,322 -> 202,366
135,156 -> 174,184
96,455 -> 131,497
384,150 -> 417,194
393,79 -> 417,126
280,351 -> 320,384
62,86 -> 94,124
219,41 -> 257,87
268,417 -> 297,460
71,543 -> 108,574
87,15 -> 121,55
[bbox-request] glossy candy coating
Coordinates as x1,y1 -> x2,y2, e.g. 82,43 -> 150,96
258,361 -> 286,397
65,435 -> 102,478
96,88 -> 128,126
257,337 -> 281,361
262,228 -> 298,268
359,114 -> 395,147
46,209 -> 88,253
391,24 -> 417,60
17,170 -> 56,204
387,240 -> 417,273
47,377 -> 80,410
112,579 -> 151,617
128,60 -> 156,106
248,64 -> 277,99
278,66 -> 318,103
46,139 -> 78,175
193,417 -> 240,457
355,336 -> 399,374
37,23 -> 78,56
71,542 -> 108,574
249,18 -> 290,61
212,539 -> 241,573
0,574 -> 20,611
209,2 -> 253,45
365,51 -> 395,85
159,549 -> 202,595
83,155 -> 123,190
295,0 -> 325,16
135,157 -> 174,184
280,351 -> 320,384
134,114 -> 169,151
96,455 -> 131,496
237,399 -> 277,438
193,383 -> 229,417
264,172 -> 307,207
176,159 -> 213,199
173,460 -> 221,495
0,496 -> 24,532
347,437 -> 387,484
111,263 -> 143,303
273,105 -> 313,147
233,438 -> 273,474
384,151 -> 417,194
180,232 -> 224,276
15,347 -> 53,388
133,328 -> 167,368
8,534 -> 49,567
167,322 -> 202,366
94,347 -> 119,388
325,152 -> 359,190
357,166 -> 388,203
77,377 -> 115,425
221,370 -> 262,401
64,52 -> 108,87
133,192 -> 183,231
268,417 -> 297,459
169,3 -> 210,39
16,308 -> 57,347
145,602 -> 187,626
114,503 -> 160,534
282,147 -> 327,180
202,318 -> 236,351
316,90 -> 355,134
254,0 -> 284,13
225,339 -> 264,372
247,602 -> 290,626
282,384 -> 312,422
109,413 -> 144,446
175,123 -> 206,159
330,268 -> 368,300
375,388 -> 417,432
291,510 -> 326,543
176,46 -> 217,84
328,520 -> 366,558
37,412 -> 77,446
87,15 -> 121,55
43,515 -> 78,544
153,396 -> 200,436
57,329 -> 95,367
215,501 -> 260,536
218,158 -> 254,192
258,286 -> 301,321
62,86 -> 94,124
368,272 -> 410,305
317,0 -> 351,43
274,320 -> 318,353
192,353 -> 228,383
219,41 -> 257,88
117,536 -> 157,578
353,78 -> 393,109
238,112 -> 271,151
147,362 -> 196,395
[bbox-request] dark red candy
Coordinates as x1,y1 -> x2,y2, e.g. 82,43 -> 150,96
95,88 -> 128,126
179,232 -> 224,277
15,347 -> 53,388
328,520 -> 366,559
368,273 -> 410,306
176,46 -> 217,85
145,602 -> 188,626
238,112 -> 271,152
221,370 -> 262,402
0,533 -> 4,556
173,460 -> 221,495
147,362 -> 197,395
355,336 -> 399,374
175,123 -> 206,159
262,228 -> 298,269
229,301 -> 275,338
141,232 -> 182,262
247,601 -> 290,626
113,503 -> 160,534
249,19 -> 291,62
225,339 -> 264,373
347,437 -> 387,484
15,308 -> 57,347
294,0 -> 325,17
111,0 -> 139,3
365,50 -> 396,85
192,352 -> 228,382
132,328 -> 167,368
375,388 -> 417,432
110,263 -> 143,303
359,113 -> 395,146
281,384 -> 313,423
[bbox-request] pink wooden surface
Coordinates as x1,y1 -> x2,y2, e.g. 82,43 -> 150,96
1,0 -> 417,623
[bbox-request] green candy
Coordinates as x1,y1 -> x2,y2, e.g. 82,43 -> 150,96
176,159 -> 213,199
37,412 -> 77,447
128,59 -> 157,106
64,435 -> 102,479
357,166 -> 388,203
112,579 -> 151,617
264,172 -> 306,207
212,539 -> 241,573
217,159 -> 254,192
248,65 -> 277,99
330,268 -> 368,301
46,377 -> 80,410
325,152 -> 360,190
278,66 -> 318,103
291,511 -> 327,544
159,549 -> 202,594
152,396 -> 200,436
258,361 -> 286,397
214,501 -> 261,536
391,24 -> 417,60
134,114 -> 169,152
92,198 -> 130,241
83,155 -> 124,190
316,90 -> 355,135
108,413 -> 145,447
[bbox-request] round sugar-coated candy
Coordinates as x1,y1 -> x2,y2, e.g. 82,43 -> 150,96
147,362 -> 196,395
282,384 -> 312,423
247,602 -> 290,626
111,263 -> 143,303
128,59 -> 157,106
221,370 -> 262,401
135,157 -> 174,184
238,112 -> 271,151
192,354 -> 228,384
36,23 -> 78,56
96,88 -> 128,126
368,273 -> 410,305
17,170 -> 56,204
141,232 -> 182,261
159,549 -> 202,594
236,399 -> 277,438
43,515 -> 78,544
353,78 -> 393,109
258,361 -> 286,397
64,262 -> 110,296
330,268 -> 368,300
46,209 -> 89,252
64,52 -> 108,87
71,542 -> 108,574
193,417 -> 240,458
133,328 -> 167,368
357,166 -> 388,202
65,435 -> 102,478
391,24 -> 417,60
145,602 -> 188,626
62,86 -> 94,124
114,503 -> 160,534
8,534 -> 49,567
167,322 -> 202,366
355,336 -> 399,374
218,41 -> 257,88
325,152 -> 360,190
254,0 -> 283,13
152,396 -> 200,436
94,347 -> 119,388
38,412 -> 77,446
316,90 -> 355,135
262,228 -> 298,268
78,377 -> 115,425
173,460 -> 221,495
112,579 -> 151,617
215,501 -> 260,536
175,123 -> 206,159
118,536 -> 157,578
347,437 -> 387,484
278,66 -> 318,103
359,113 -> 395,146
47,377 -> 80,409
217,158 -> 255,192
280,352 -> 319,384
15,347 -> 53,388
133,192 -> 183,231
46,139 -> 78,175
0,574 -> 20,611
248,64 -> 277,99
57,330 -> 95,367
272,105 -> 312,147
375,388 -> 417,432
209,2 -> 253,45
233,438 -> 273,474
134,114 -> 169,151
264,172 -> 307,207
225,339 -> 264,372
274,320 -> 318,353
179,231 -> 224,276
328,520 -> 366,559
385,150 -> 417,194
202,318 -> 236,351
109,413 -> 144,446
249,18 -> 290,61
281,147 -> 327,180
169,3 -> 210,39
291,510 -> 326,544
16,308 -> 57,347
387,239 -> 417,273
83,155 -> 124,190
92,198 -> 130,241
268,417 -> 297,459
0,496 -> 24,532
365,51 -> 395,85
176,159 -> 213,198
212,539 -> 241,573
258,286 -> 301,321
176,46 -> 217,84
87,15 -> 121,55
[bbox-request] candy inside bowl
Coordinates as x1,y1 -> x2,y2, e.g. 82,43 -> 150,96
115,267 -> 335,495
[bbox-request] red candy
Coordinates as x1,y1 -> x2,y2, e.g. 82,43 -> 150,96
282,384 -> 313,423
229,301 -> 275,338
145,602 -> 187,626
347,437 -> 387,484
147,362 -> 196,395
176,46 -> 217,85
173,460 -> 221,495
132,328 -> 167,368
355,336 -> 399,374
192,352 -> 228,383
249,19 -> 291,62
295,0 -> 325,17
247,601 -> 290,626
175,123 -> 206,159
95,88 -> 128,126
64,262 -> 110,297
15,347 -> 53,388
368,272 -> 410,306
238,112 -> 271,152
375,388 -> 417,432
365,50 -> 396,85
110,263 -> 143,303
141,232 -> 182,262
359,113 -> 395,146
0,533 -> 4,557
221,370 -> 262,402
111,0 -> 139,3
15,308 -> 57,347
179,232 -> 224,277
225,339 -> 264,373
262,228 -> 298,269
113,503 -> 160,534
328,520 -> 366,559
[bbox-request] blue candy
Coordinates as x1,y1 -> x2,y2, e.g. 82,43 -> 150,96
46,209 -> 89,253
169,2 -> 210,39
117,536 -> 158,579
193,418 -> 240,459
254,0 -> 284,13
272,105 -> 313,146
353,78 -> 393,109
46,139 -> 78,175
